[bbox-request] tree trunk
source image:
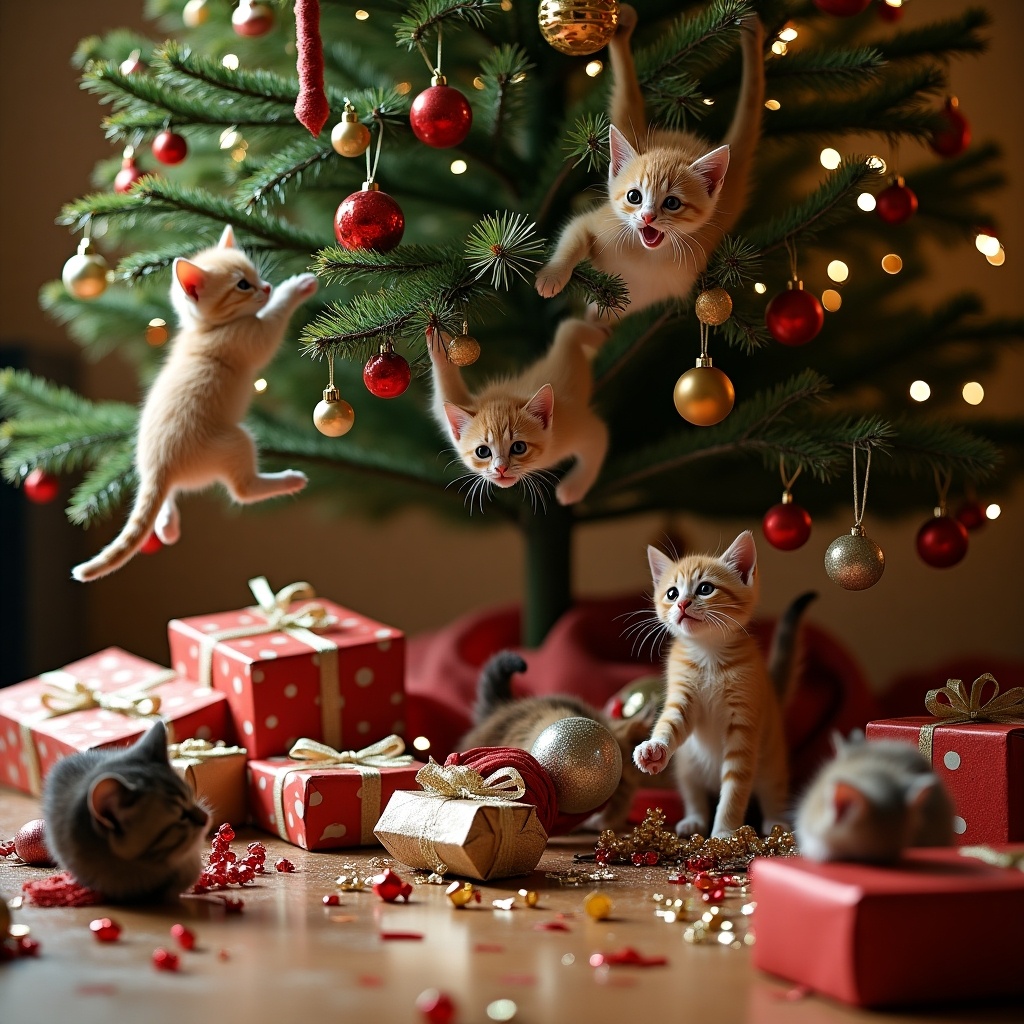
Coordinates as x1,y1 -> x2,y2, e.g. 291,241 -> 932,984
520,502 -> 573,648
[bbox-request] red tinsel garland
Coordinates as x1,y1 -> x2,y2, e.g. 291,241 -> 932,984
22,871 -> 104,907
294,0 -> 329,137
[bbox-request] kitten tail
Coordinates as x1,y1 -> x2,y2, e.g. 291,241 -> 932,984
766,591 -> 817,705
72,476 -> 166,582
473,650 -> 527,723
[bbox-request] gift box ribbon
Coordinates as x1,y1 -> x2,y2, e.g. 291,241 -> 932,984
20,667 -> 177,796
168,738 -> 247,763
272,735 -> 412,846
195,577 -> 344,748
918,674 -> 1024,763
413,758 -> 528,877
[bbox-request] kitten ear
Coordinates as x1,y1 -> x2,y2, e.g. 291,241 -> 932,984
690,144 -> 730,198
905,773 -> 940,812
218,224 -> 237,249
524,384 -> 554,430
722,530 -> 757,586
173,257 -> 206,303
88,773 -> 136,831
647,545 -> 674,587
136,718 -> 169,761
831,780 -> 866,823
443,402 -> 475,442
609,125 -> 637,179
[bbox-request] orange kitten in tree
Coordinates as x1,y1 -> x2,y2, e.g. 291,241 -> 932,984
73,226 -> 318,581
428,317 -> 610,507
633,531 -> 814,837
535,4 -> 764,319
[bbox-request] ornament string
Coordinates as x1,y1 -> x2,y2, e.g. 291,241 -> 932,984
413,24 -> 443,78
779,456 -> 802,494
785,236 -> 799,281
326,351 -> 336,391
933,465 -> 952,514
698,320 -> 709,360
851,444 -> 872,529
364,119 -> 385,184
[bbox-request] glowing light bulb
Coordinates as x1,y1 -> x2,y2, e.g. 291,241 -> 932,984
986,247 -> 1006,266
857,192 -> 877,212
985,503 -> 1001,520
585,60 -> 603,77
253,378 -> 268,393
962,382 -> 984,405
500,0 -> 513,10
473,76 -> 485,90
754,282 -> 767,295
702,97 -> 715,106
450,160 -> 467,175
220,128 -> 240,149
779,27 -> 799,42
355,9 -> 369,19
764,99 -> 781,111
146,318 -> 169,346
827,260 -> 849,283
822,289 -> 842,312
412,736 -> 431,751
866,155 -> 887,173
975,233 -> 1001,257
771,40 -> 788,56
820,148 -> 841,170
395,82 -> 411,95
909,380 -> 931,402
881,254 -> 903,275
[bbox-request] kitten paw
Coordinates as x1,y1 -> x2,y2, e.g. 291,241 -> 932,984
616,3 -> 638,35
294,273 -> 319,298
535,268 -> 568,298
674,816 -> 708,839
633,739 -> 669,775
278,470 -> 308,494
555,480 -> 587,506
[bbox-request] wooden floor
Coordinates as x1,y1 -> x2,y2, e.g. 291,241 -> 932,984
1,787 -> 1018,1024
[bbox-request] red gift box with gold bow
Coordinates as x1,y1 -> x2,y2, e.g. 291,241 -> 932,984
168,577 -> 406,759
865,674 -> 1024,845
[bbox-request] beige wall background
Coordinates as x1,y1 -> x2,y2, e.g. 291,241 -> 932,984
2,0 -> 1022,691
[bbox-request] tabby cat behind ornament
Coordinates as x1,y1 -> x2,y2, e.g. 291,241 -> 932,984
459,650 -> 654,832
428,317 -> 610,507
535,4 -> 764,318
43,719 -> 210,902
794,731 -> 955,864
633,531 -> 815,838
72,225 -> 318,581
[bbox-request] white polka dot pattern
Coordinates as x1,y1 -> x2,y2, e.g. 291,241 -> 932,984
943,750 -> 961,770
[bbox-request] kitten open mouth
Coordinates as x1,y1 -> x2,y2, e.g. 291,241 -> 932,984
492,475 -> 518,488
640,226 -> 664,248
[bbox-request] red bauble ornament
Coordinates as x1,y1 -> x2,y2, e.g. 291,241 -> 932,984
140,533 -> 163,555
372,868 -> 412,903
363,348 -> 411,398
954,499 -> 987,531
152,947 -> 181,971
90,918 -> 123,942
415,989 -> 456,1024
232,0 -> 275,37
114,151 -> 145,194
765,281 -> 824,346
762,495 -> 813,551
334,184 -> 405,253
152,129 -> 188,165
813,0 -> 871,14
409,79 -> 473,149
23,467 -> 59,504
14,819 -> 54,866
876,0 -> 903,22
275,858 -> 295,873
875,177 -> 918,225
916,513 -> 969,568
930,96 -> 971,158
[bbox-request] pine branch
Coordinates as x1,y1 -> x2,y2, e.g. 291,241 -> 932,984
867,7 -> 990,64
465,211 -> 546,290
564,263 -> 631,318
67,451 -> 138,527
395,1 -> 500,49
886,417 -> 1001,482
764,46 -> 886,87
313,244 -> 461,286
564,113 -> 611,175
238,136 -> 337,210
477,44 -> 534,147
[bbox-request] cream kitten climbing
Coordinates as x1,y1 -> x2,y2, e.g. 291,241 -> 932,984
633,532 -> 807,838
73,226 -> 318,581
428,317 -> 609,507
535,4 -> 764,318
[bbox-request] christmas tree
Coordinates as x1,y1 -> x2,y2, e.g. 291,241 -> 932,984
1,0 -> 1021,648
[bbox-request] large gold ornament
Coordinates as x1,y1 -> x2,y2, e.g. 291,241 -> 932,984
330,102 -> 372,158
313,386 -> 355,437
694,287 -> 733,326
673,357 -> 735,426
824,526 -> 885,590
538,0 -> 619,57
61,238 -> 110,300
447,332 -> 481,367
530,716 -> 622,814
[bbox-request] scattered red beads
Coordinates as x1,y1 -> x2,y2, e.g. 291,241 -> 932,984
372,868 -> 412,903
701,886 -> 726,903
589,947 -> 668,968
89,918 -> 122,942
415,988 -> 456,1024
275,858 -> 295,873
18,936 -> 41,957
170,923 -> 195,950
322,893 -> 341,906
1,934 -> 42,960
152,947 -> 180,972
193,824 -> 263,893
0,839 -> 16,858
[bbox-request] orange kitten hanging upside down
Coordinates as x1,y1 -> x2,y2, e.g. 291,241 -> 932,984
633,531 -> 815,838
73,226 -> 318,581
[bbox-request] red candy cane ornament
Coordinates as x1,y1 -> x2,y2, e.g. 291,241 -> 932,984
294,0 -> 329,137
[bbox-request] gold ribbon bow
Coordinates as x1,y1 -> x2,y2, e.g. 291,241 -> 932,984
247,577 -> 337,633
167,738 -> 247,761
960,845 -> 1024,872
918,674 -> 1024,762
415,758 -> 527,802
273,735 -> 412,847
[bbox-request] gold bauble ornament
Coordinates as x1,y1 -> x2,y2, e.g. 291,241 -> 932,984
583,891 -> 613,920
538,0 -> 619,57
673,357 -> 735,426
61,238 -> 110,300
447,333 -> 481,367
313,386 -> 355,437
606,675 -> 663,721
530,716 -> 622,814
182,0 -> 211,28
331,104 -> 371,158
824,525 -> 885,591
694,287 -> 733,326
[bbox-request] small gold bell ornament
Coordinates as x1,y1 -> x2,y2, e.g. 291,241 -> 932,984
62,237 -> 110,300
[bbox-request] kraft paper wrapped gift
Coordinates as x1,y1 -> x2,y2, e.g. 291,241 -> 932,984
865,674 -> 1024,845
0,647 -> 230,796
751,847 -> 1024,1008
373,759 -> 549,881
168,577 -> 406,759
247,735 -> 424,850
169,738 -> 248,827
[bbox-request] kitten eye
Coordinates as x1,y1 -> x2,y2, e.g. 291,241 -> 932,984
510,440 -> 527,455
666,586 -> 679,601
626,188 -> 642,205
474,445 -> 491,459
696,581 -> 715,596
663,196 -> 683,211
236,279 -> 253,290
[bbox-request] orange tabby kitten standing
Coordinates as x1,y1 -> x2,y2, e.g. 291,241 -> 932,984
428,316 -> 610,507
535,4 -> 764,319
633,531 -> 799,838
73,226 -> 318,581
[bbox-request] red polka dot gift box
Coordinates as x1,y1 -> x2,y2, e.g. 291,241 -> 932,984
0,648 -> 230,797
167,578 -> 406,760
865,674 -> 1024,845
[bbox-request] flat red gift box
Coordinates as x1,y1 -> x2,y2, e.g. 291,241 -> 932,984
751,848 -> 1024,1008
0,647 -> 230,796
247,736 -> 425,850
865,717 -> 1024,845
168,578 -> 406,759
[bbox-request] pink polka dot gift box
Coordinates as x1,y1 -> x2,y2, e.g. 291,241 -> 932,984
0,647 -> 231,797
167,577 -> 406,760
865,674 -> 1024,845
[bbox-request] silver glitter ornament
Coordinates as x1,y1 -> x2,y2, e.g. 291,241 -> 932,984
529,716 -> 622,814
824,525 -> 885,590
